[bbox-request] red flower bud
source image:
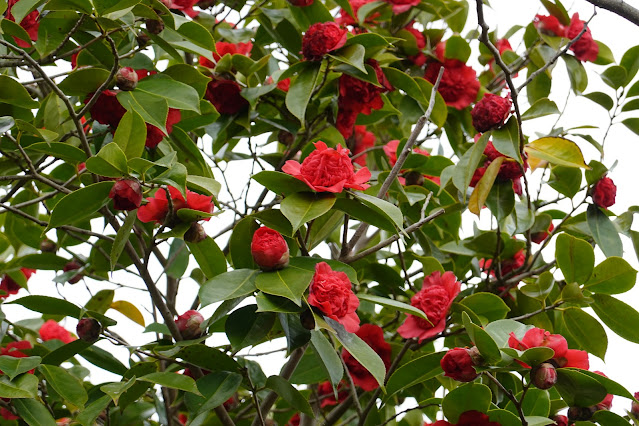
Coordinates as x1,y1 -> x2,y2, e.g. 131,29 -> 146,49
116,67 -> 138,91
109,178 -> 143,211
567,406 -> 595,422
471,94 -> 512,133
251,227 -> 289,271
184,223 -> 207,243
146,19 -> 165,35
440,347 -> 479,382
176,310 -> 204,340
551,415 -> 569,426
63,261 -> 83,284
631,392 -> 639,417
40,239 -> 56,253
592,176 -> 616,209
531,362 -> 557,389
302,22 -> 347,61
76,318 -> 102,343
531,223 -> 554,244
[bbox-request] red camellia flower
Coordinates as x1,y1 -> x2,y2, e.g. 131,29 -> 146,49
205,78 -> 249,115
404,23 -> 427,66
336,0 -> 378,25
631,391 -> 639,417
137,186 -> 214,224
351,125 -> 375,167
337,59 -> 393,138
317,381 -> 348,408
6,0 -> 39,48
199,41 -> 253,68
109,178 -> 143,211
0,268 -> 35,299
342,324 -> 391,391
481,249 -> 526,276
591,176 -> 616,208
471,94 -> 512,133
397,271 -> 461,342
39,320 -> 76,344
383,140 -> 440,185
593,371 -> 613,410
440,348 -> 479,382
176,310 -> 204,340
308,262 -> 360,332
384,0 -> 420,14
288,413 -> 301,426
508,327 -> 589,369
531,222 -> 554,244
168,0 -> 199,18
1,341 -> 32,358
301,22 -> 347,61
145,108 -> 182,148
88,90 -> 127,128
0,408 -> 19,421
534,14 -> 565,36
565,13 -> 599,62
551,415 -> 569,426
282,141 -> 371,193
424,42 -> 480,110
456,411 -> 501,426
251,227 -> 290,271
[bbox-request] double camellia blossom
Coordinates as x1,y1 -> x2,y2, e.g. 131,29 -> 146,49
308,262 -> 360,332
199,41 -> 253,68
508,327 -> 589,369
205,78 -> 249,115
534,13 -> 599,62
342,324 -> 391,391
471,140 -> 528,195
591,176 -> 616,208
317,381 -> 348,407
424,42 -> 480,110
176,310 -> 205,340
6,0 -> 39,48
137,186 -> 214,225
301,22 -> 347,61
39,320 -> 76,344
251,227 -> 289,271
397,271 -> 461,342
283,141 -> 371,193
383,140 -> 441,185
440,347 -> 479,382
0,268 -> 35,299
471,94 -> 512,133
109,178 -> 143,211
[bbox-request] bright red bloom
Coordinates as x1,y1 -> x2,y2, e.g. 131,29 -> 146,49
481,249 -> 526,276
1,341 -> 32,358
145,108 -> 182,148
337,59 -> 393,138
88,90 -> 127,128
481,141 -> 527,182
168,0 -> 199,18
405,23 -> 427,66
424,42 -> 479,110
6,0 -> 39,48
552,415 -> 569,426
282,141 -> 371,193
0,408 -> 19,421
39,320 -> 76,344
593,371 -> 613,410
534,15 -> 565,36
308,262 -> 360,332
471,94 -> 512,133
137,186 -> 214,224
566,13 -> 599,62
109,179 -> 143,211
205,78 -> 249,115
592,176 -> 616,208
456,411 -> 500,426
317,381 -> 348,408
351,125 -> 375,166
508,327 -> 589,369
176,310 -> 204,340
199,41 -> 253,68
531,223 -> 554,244
441,348 -> 478,382
397,271 -> 461,342
342,324 -> 391,391
302,22 -> 347,61
277,78 -> 291,92
385,0 -> 420,14
336,0 -> 379,26
0,268 -> 35,299
288,413 -> 301,426
251,227 -> 290,271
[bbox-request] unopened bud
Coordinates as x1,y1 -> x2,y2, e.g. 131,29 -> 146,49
109,178 -> 142,210
632,392 -> 639,418
440,347 -> 479,382
40,239 -> 56,253
467,346 -> 483,366
77,318 -> 101,343
551,415 -> 568,426
300,309 -> 315,330
278,130 -> 294,146
184,223 -> 207,243
176,310 -> 204,340
115,67 -> 138,91
137,32 -> 151,47
63,261 -> 83,284
251,227 -> 289,271
567,406 -> 595,422
146,19 -> 165,35
403,171 -> 424,186
531,362 -> 557,390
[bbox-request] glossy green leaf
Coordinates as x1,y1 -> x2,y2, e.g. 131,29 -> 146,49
26,143 -> 86,164
110,211 -> 136,271
135,76 -> 201,113
187,237 -> 226,280
117,90 -> 168,133
0,75 -> 39,108
357,294 -> 432,324
555,368 -> 607,407
583,92 -> 614,111
310,330 -> 343,386
384,351 -> 444,400
601,65 -> 627,89
442,383 -> 492,423
525,137 -> 589,168
139,372 -> 201,395
46,181 -> 114,233
555,233 -> 594,284
76,395 -> 111,426
562,308 -> 607,359
266,375 -> 313,415
225,305 -> 275,350
522,97 -> 560,120
13,398 -> 56,426
10,295 -> 81,318
460,292 -> 511,322
0,356 -> 40,380
354,192 -> 403,230
199,269 -> 258,307
330,44 -> 366,73
58,68 -> 111,96
584,257 -> 637,294
85,289 -> 114,314
622,118 -> 639,136
591,294 -> 639,344
462,313 -> 501,364
280,192 -> 336,233
492,117 -> 522,162
252,171 -> 313,196
184,371 -> 242,416
39,364 -> 88,407
587,205 -> 623,257
285,62 -> 320,123
112,110 -> 147,159
101,376 -> 137,405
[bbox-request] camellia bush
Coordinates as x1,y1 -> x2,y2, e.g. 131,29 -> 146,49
2,0 -> 639,424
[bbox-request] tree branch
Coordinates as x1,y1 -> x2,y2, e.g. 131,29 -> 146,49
583,0 -> 639,26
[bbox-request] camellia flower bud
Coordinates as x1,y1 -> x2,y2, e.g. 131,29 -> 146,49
591,176 -> 616,209
176,310 -> 204,340
531,362 -> 557,389
109,178 -> 143,211
631,392 -> 639,417
471,93 -> 512,133
278,130 -> 294,146
251,227 -> 289,271
146,18 -> 164,35
63,261 -> 83,284
440,347 -> 479,382
184,223 -> 207,243
115,67 -> 138,91
567,406 -> 595,422
76,318 -> 102,343
40,239 -> 56,253
551,415 -> 568,426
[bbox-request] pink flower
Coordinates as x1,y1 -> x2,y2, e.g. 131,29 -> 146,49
137,186 -> 214,224
508,327 -> 589,369
308,262 -> 360,332
397,271 -> 461,342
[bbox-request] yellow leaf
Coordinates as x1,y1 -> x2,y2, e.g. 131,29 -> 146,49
524,137 -> 590,169
110,301 -> 145,326
468,157 -> 504,216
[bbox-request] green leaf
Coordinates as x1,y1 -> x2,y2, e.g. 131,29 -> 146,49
549,166 -> 582,198
101,376 -> 137,405
0,75 -> 39,108
555,368 -> 607,407
117,90 -> 168,133
85,289 -> 114,314
285,62 -> 321,123
330,44 -> 366,73
186,175 -> 220,197
453,132 -> 490,196
469,157 -> 504,215
460,292 -> 511,322
445,35 -> 471,62
501,347 -> 555,367
592,411 -> 631,426
255,266 -> 311,306
492,117 -> 522,162
187,237 -> 226,280
110,211 -> 136,271
280,192 -> 336,233
39,364 -> 88,407
562,308 -> 607,359
46,181 -> 114,233
225,305 -> 275,350
622,118 -> 639,136
230,217 -> 259,269
327,318 -> 386,391
564,55 -> 588,94
252,171 -> 313,196
601,65 -> 627,89
462,313 -> 501,364
58,68 -> 111,96
310,330 -> 343,386
76,395 -> 111,426
384,351 -> 444,400
442,383 -> 492,423
587,205 -> 623,257
266,375 -> 313,416
256,292 -> 302,313
184,372 -> 243,416
485,180 -> 515,222
176,346 -> 240,374
574,368 -> 636,399
522,97 -> 560,120
85,142 -> 128,177
505,388 -> 550,417
583,92 -> 614,111
620,45 -> 639,84
0,356 -> 40,380
135,76 -> 201,113
26,143 -> 86,164
584,257 -> 636,294
356,294 -> 433,324
524,137 -> 589,168
139,372 -> 201,395
112,110 -> 147,159
0,374 -> 38,398
10,295 -> 81,318
13,398 -> 56,426
199,269 -> 258,307
591,294 -> 639,344
555,233 -> 594,284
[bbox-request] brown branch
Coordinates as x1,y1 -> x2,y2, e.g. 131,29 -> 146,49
583,0 -> 639,26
